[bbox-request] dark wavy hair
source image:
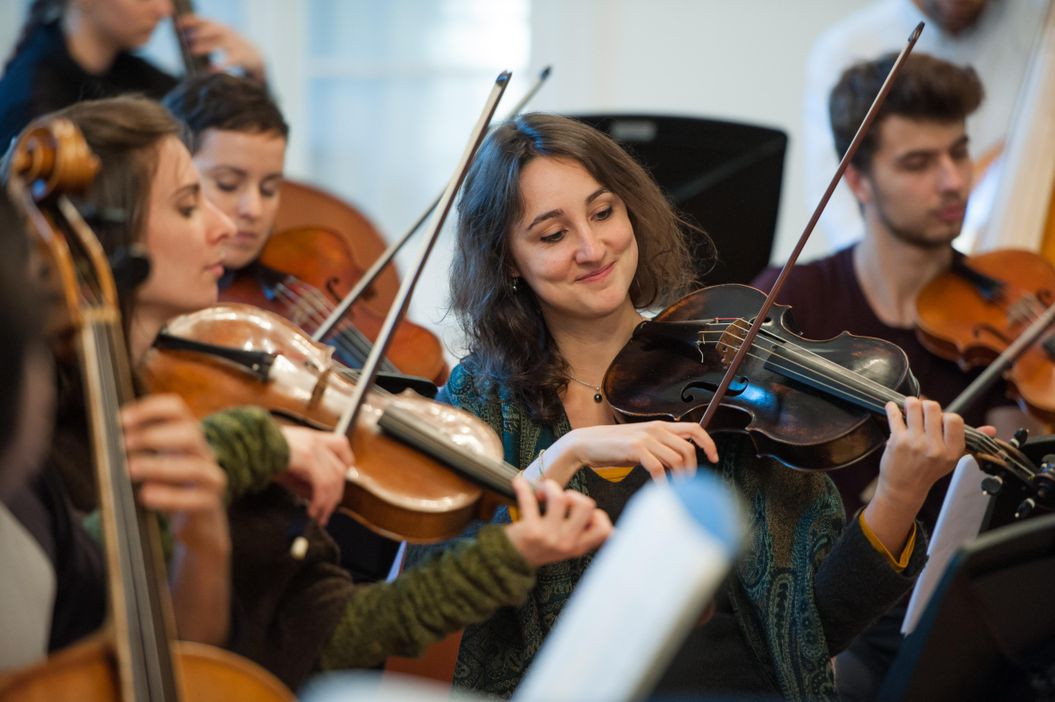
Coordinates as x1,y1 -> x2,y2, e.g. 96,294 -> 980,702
451,113 -> 701,424
830,52 -> 984,172
162,73 -> 289,153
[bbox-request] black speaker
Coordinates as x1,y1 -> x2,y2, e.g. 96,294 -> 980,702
568,114 -> 787,286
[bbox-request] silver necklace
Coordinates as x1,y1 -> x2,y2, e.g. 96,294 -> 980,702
568,375 -> 604,403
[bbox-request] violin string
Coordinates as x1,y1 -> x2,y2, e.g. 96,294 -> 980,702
274,282 -> 371,355
737,323 -> 1030,464
1017,293 -> 1046,325
272,282 -> 405,374
715,328 -> 1026,477
717,323 -> 1031,478
317,362 -> 521,485
692,320 -> 1033,479
272,281 -> 334,330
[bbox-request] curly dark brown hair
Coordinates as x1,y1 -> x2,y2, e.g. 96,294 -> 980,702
830,52 -> 984,172
162,73 -> 289,153
451,113 -> 702,423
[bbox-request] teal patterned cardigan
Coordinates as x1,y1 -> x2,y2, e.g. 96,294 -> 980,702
423,361 -> 927,701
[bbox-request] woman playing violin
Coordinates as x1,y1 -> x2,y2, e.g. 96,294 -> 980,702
162,74 -> 286,276
0,178 -> 232,662
22,95 -> 612,690
419,112 -> 979,700
0,0 -> 266,148
162,73 -> 448,386
160,73 -> 442,583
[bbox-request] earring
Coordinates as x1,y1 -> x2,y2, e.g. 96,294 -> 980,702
511,276 -> 520,293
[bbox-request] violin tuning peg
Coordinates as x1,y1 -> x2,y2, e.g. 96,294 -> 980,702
1034,456 -> 1055,503
1015,498 -> 1036,520
1011,427 -> 1030,449
980,475 -> 1004,496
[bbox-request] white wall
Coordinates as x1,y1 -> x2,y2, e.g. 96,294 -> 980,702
525,0 -> 874,266
0,2 -> 24,64
0,0 -> 878,364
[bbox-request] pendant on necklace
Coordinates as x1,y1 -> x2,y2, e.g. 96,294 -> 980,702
569,375 -> 604,404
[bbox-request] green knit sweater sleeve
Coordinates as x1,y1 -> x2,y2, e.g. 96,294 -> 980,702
318,523 -> 536,670
201,406 -> 289,503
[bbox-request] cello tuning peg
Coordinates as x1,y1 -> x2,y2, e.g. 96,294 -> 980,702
980,475 -> 1004,496
1011,427 -> 1030,448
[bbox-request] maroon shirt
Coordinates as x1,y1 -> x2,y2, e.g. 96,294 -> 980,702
751,244 -> 1011,530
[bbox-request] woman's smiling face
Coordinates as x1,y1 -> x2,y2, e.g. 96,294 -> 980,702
508,156 -> 638,324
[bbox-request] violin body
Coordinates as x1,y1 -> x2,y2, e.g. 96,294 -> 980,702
139,303 -> 510,542
272,180 -> 402,316
221,226 -> 448,384
0,636 -> 292,701
605,284 -> 918,471
916,249 -> 1055,423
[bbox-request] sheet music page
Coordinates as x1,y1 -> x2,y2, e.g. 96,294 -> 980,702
901,455 -> 992,634
514,474 -> 743,702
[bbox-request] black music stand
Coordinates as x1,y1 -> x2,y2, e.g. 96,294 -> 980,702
568,114 -> 787,286
878,513 -> 1055,702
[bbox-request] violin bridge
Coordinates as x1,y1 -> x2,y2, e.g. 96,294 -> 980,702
713,318 -> 752,368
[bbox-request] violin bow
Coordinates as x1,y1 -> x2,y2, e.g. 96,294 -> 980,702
699,23 -> 924,430
311,66 -> 552,343
335,71 -> 511,435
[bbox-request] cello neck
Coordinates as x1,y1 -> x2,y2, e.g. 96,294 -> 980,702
82,318 -> 181,700
171,0 -> 210,76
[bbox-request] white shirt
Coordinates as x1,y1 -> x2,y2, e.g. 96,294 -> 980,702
0,501 -> 55,671
803,0 -> 1049,250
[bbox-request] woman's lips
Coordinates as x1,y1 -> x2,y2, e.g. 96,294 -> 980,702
577,262 -> 615,283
